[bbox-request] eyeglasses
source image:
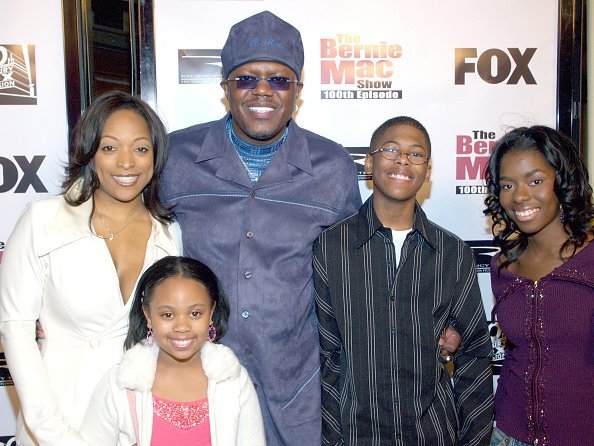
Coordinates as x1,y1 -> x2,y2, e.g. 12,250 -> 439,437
369,147 -> 430,165
225,75 -> 302,91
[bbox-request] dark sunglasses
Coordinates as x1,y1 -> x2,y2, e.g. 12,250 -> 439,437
225,75 -> 302,91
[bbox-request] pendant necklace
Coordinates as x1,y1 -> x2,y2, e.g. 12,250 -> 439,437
93,206 -> 142,241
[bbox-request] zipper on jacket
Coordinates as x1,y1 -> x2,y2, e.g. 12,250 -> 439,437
531,280 -> 543,445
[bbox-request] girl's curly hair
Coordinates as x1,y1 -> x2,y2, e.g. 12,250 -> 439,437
484,125 -> 593,269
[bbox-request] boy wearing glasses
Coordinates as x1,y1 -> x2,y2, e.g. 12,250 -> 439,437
160,11 -> 361,446
314,116 -> 493,445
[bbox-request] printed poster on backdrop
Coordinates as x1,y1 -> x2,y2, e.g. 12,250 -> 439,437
151,0 -> 558,376
0,44 -> 37,105
0,0 -> 68,441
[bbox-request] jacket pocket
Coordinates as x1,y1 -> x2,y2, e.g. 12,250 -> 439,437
279,361 -> 321,427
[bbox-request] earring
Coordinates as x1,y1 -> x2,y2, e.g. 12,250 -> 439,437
559,204 -> 566,224
146,326 -> 154,346
208,324 -> 217,343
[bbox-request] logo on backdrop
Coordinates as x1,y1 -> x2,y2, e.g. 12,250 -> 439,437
320,34 -> 403,100
454,48 -> 537,85
0,44 -> 37,105
0,352 -> 14,386
0,436 -> 16,446
345,147 -> 370,181
0,155 -> 48,194
178,49 -> 222,84
489,321 -> 506,376
455,129 -> 497,195
466,240 -> 499,274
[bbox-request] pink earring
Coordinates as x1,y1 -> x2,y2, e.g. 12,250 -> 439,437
146,327 -> 154,346
208,324 -> 217,343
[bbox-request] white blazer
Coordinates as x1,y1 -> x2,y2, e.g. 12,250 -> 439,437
80,341 -> 266,446
0,190 -> 181,446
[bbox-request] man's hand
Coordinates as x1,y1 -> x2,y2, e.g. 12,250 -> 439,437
36,320 -> 45,349
439,325 -> 461,362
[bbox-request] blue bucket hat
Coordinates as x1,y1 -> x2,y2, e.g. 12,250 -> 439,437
221,11 -> 304,81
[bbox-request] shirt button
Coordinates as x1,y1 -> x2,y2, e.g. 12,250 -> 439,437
89,338 -> 101,348
395,433 -> 401,440
242,310 -> 250,319
390,294 -> 396,301
391,328 -> 396,335
246,231 -> 254,238
250,190 -> 256,198
392,362 -> 397,369
244,271 -> 252,279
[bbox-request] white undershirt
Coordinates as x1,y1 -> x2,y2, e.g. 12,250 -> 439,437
391,228 -> 412,266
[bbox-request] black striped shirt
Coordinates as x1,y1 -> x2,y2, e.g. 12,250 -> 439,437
314,198 -> 493,446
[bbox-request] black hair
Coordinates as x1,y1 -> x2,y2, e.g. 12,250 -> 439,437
61,91 -> 173,223
369,116 -> 432,157
484,125 -> 593,269
124,256 -> 230,350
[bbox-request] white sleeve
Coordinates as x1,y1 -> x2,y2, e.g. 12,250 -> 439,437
80,369 -> 134,446
0,202 -> 86,446
237,367 -> 266,446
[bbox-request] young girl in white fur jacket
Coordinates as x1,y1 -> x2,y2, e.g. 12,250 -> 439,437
80,256 -> 265,446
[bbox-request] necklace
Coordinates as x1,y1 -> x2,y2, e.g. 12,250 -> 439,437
93,206 -> 143,241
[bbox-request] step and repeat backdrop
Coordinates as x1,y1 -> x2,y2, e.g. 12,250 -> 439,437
150,0 -> 557,377
0,0 -> 68,443
0,0 -> 558,442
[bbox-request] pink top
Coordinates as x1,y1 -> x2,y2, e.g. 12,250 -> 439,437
151,396 -> 211,446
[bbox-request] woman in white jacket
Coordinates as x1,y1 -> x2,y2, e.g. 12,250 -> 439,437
0,92 -> 181,446
80,256 -> 265,446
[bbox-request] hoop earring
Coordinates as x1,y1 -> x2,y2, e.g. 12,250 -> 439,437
146,326 -> 154,346
208,324 -> 217,343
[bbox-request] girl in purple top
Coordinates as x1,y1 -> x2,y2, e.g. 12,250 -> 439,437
484,126 -> 593,446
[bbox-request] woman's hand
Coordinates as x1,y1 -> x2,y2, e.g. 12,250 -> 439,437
439,325 -> 461,362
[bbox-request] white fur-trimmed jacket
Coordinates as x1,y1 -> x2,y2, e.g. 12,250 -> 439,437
79,341 -> 266,446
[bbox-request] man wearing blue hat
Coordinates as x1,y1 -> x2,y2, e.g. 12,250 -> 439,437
161,11 -> 362,445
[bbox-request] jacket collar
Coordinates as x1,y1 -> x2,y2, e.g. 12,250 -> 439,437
41,187 -> 95,254
116,341 -> 242,392
283,119 -> 313,174
355,196 -> 438,251
496,241 -> 594,296
39,181 -> 179,256
194,114 -> 313,188
551,241 -> 594,287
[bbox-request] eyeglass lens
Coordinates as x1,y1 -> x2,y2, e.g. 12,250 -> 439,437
233,76 -> 294,91
379,149 -> 427,165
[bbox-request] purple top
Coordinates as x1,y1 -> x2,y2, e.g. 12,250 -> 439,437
490,242 -> 594,445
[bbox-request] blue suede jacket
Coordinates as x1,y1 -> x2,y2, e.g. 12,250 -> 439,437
161,114 -> 361,445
